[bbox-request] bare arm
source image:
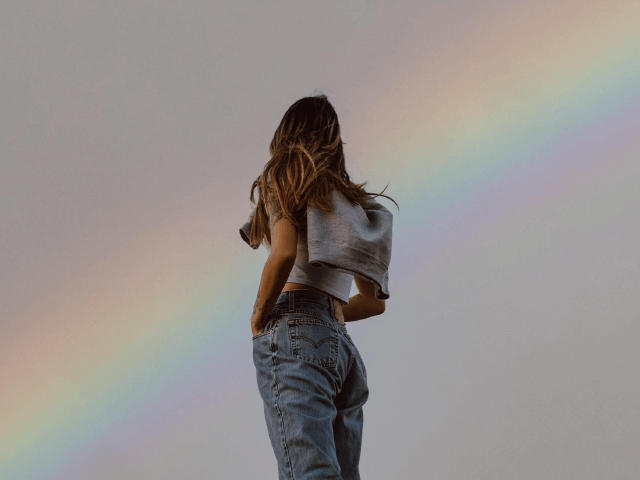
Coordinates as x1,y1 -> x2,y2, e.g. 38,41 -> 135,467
342,276 -> 386,323
251,192 -> 298,335
251,254 -> 296,335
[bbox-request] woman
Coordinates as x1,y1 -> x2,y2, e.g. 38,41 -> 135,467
245,93 -> 398,479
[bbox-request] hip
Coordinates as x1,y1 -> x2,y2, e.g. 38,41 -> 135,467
253,289 -> 367,382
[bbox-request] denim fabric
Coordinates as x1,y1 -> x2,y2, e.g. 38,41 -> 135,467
252,289 -> 370,480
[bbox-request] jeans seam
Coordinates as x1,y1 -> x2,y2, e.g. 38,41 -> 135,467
270,334 -> 294,479
347,353 -> 355,378
287,316 -> 340,334
293,308 -> 322,319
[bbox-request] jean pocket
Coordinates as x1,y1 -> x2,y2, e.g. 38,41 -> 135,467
252,331 -> 270,341
287,317 -> 339,368
252,315 -> 280,341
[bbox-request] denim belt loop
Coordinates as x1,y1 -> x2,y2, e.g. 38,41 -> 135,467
289,290 -> 295,313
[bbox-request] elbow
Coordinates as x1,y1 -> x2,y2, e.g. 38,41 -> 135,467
269,253 -> 297,265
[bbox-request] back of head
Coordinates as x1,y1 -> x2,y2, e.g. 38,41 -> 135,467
247,92 -> 398,249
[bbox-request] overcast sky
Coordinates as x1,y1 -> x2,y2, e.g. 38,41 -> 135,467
2,1 -> 639,479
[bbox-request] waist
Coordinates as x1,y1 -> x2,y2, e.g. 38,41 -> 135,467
277,286 -> 345,326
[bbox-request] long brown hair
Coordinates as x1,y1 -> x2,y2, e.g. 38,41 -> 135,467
247,92 -> 399,249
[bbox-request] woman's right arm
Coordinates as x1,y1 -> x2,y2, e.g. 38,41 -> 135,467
342,276 -> 386,323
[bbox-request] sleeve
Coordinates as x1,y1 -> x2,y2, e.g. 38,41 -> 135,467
239,211 -> 258,249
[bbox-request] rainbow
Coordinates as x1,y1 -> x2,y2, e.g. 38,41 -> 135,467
1,0 -> 638,477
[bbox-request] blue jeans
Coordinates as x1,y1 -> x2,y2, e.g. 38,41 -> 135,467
252,289 -> 370,480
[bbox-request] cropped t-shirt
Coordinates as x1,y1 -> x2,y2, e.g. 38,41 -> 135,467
240,179 -> 392,304
265,215 -> 354,306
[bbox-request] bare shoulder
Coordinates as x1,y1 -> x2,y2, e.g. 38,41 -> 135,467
266,192 -> 298,259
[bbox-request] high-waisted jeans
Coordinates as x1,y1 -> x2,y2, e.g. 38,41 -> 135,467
252,289 -> 370,480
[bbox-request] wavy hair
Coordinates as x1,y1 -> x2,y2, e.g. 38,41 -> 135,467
247,92 -> 399,249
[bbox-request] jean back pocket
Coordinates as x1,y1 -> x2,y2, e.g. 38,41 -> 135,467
287,317 -> 339,368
